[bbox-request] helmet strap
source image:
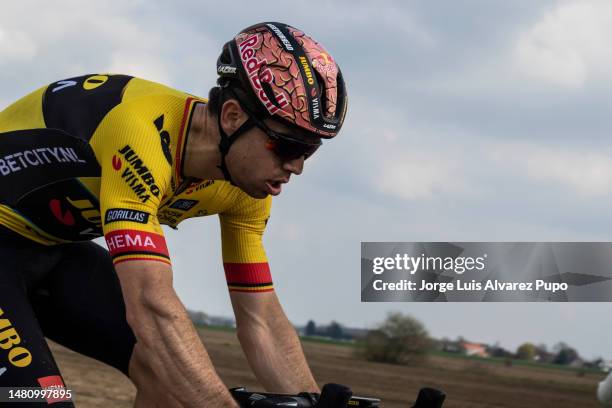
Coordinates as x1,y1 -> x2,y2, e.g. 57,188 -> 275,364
216,107 -> 256,185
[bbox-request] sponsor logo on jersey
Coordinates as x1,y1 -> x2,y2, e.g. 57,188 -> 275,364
112,155 -> 122,170
157,209 -> 182,226
66,197 -> 102,237
116,145 -> 160,203
0,147 -> 87,176
106,230 -> 158,252
0,308 -> 32,369
52,80 -> 77,93
105,229 -> 170,259
185,180 -> 214,195
49,199 -> 75,226
37,375 -> 71,404
105,208 -> 150,224
238,35 -> 289,115
49,197 -> 102,232
83,75 -> 109,90
153,115 -> 173,165
169,199 -> 198,211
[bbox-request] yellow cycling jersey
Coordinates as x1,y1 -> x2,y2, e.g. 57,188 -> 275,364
0,74 -> 273,292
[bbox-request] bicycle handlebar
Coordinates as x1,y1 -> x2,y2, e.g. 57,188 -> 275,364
230,383 -> 445,408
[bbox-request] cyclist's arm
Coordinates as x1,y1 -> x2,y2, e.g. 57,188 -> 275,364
220,194 -> 317,393
230,290 -> 318,393
94,107 -> 237,407
116,259 -> 238,407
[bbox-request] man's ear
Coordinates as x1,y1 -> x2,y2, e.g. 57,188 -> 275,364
219,99 -> 248,135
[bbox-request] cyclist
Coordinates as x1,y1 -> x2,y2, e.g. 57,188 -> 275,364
0,21 -> 347,407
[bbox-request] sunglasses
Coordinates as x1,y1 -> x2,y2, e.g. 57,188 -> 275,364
251,116 -> 322,161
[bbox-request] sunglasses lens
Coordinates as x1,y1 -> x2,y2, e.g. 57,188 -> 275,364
267,137 -> 320,160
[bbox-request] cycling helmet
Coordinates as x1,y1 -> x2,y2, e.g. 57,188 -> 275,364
214,22 -> 347,182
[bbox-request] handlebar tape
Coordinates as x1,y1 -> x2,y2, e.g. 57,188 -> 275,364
317,383 -> 353,408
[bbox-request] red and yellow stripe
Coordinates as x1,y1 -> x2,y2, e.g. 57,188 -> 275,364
224,262 -> 273,292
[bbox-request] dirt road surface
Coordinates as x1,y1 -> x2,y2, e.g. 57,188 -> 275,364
50,328 -> 605,407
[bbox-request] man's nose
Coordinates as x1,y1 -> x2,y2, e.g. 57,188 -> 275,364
282,156 -> 304,175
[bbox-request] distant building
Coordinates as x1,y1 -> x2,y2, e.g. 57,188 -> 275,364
440,339 -> 462,353
460,341 -> 490,358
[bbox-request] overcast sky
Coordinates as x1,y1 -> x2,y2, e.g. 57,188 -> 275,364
2,0 -> 612,360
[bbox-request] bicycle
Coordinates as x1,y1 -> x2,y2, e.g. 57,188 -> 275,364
231,383 -> 446,407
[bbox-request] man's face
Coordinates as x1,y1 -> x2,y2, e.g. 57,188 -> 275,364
227,119 -> 320,199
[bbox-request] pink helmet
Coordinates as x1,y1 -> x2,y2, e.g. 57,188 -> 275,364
217,22 -> 348,139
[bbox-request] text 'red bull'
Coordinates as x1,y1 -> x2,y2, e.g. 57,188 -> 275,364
238,35 -> 289,115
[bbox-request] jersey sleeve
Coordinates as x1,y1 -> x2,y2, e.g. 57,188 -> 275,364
219,192 -> 272,293
92,105 -> 173,266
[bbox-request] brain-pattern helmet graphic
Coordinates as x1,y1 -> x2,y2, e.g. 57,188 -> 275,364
217,22 -> 347,138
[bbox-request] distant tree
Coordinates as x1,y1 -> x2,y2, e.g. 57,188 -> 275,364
516,343 -> 537,361
430,337 -> 444,351
187,310 -> 209,326
326,321 -> 344,339
357,312 -> 430,365
305,320 -> 316,336
488,342 -> 514,359
552,342 -> 579,365
534,343 -> 554,363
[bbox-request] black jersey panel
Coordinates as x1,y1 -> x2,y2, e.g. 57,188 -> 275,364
0,129 -> 100,206
42,74 -> 133,141
14,179 -> 103,241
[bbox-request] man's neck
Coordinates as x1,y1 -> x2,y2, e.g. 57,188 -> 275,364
182,103 -> 225,180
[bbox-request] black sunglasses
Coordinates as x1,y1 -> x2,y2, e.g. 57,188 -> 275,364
224,87 -> 322,161
250,115 -> 322,161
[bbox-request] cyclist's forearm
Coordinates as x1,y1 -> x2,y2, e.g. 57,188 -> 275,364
126,286 -> 237,407
238,307 -> 318,394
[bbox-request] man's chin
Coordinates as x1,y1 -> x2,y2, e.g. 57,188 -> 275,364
249,190 -> 269,199
234,180 -> 274,199
240,185 -> 269,199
